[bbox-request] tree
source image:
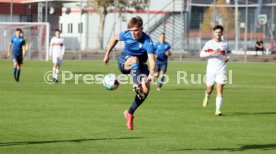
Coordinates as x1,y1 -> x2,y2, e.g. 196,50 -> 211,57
201,0 -> 235,32
88,0 -> 149,50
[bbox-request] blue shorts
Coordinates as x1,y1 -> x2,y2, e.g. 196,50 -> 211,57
12,55 -> 23,64
117,53 -> 149,76
155,63 -> 167,73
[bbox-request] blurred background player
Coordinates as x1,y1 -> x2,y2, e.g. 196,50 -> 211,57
7,28 -> 26,82
20,30 -> 29,57
154,33 -> 172,91
200,25 -> 232,116
49,29 -> 65,83
255,37 -> 265,55
103,16 -> 155,130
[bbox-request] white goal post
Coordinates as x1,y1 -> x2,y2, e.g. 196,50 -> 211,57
0,22 -> 50,60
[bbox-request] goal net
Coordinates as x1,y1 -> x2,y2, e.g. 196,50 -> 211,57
0,22 -> 50,60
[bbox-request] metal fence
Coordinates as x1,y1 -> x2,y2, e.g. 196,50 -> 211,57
1,0 -> 276,62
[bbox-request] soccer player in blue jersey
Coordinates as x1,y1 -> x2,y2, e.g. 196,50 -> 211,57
154,33 -> 172,91
103,16 -> 155,130
7,28 -> 26,82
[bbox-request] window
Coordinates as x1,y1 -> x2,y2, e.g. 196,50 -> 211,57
78,22 -> 83,34
68,23 -> 73,33
60,23 -> 63,32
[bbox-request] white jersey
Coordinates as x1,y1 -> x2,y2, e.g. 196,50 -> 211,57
49,37 -> 65,57
200,39 -> 232,73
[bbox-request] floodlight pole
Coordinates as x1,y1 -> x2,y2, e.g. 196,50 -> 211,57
79,0 -> 82,59
45,0 -> 48,22
10,0 -> 13,22
244,0 -> 248,62
213,0 -> 216,25
235,0 -> 239,53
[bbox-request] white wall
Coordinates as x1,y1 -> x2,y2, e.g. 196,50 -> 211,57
59,0 -> 183,50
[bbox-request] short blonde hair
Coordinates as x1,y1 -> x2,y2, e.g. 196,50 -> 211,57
128,16 -> 143,29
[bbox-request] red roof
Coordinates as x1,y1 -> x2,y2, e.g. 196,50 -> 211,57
0,0 -> 30,3
0,0 -> 78,4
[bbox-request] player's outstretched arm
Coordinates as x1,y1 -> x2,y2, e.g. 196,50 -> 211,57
147,53 -> 155,81
61,42 -> 65,60
200,49 -> 211,57
224,50 -> 232,63
7,43 -> 12,58
103,35 -> 119,64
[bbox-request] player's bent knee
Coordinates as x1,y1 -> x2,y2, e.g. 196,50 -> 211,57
128,56 -> 139,63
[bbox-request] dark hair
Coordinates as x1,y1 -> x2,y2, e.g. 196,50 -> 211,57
213,25 -> 224,32
128,16 -> 143,29
16,28 -> 22,32
160,33 -> 165,35
56,29 -> 61,33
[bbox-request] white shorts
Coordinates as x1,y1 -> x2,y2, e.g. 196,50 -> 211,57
205,72 -> 227,86
52,56 -> 63,65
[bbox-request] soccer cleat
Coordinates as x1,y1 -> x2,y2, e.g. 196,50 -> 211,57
14,78 -> 19,82
215,110 -> 222,116
53,78 -> 58,83
202,95 -> 209,107
133,84 -> 145,100
124,110 -> 134,130
157,87 -> 161,91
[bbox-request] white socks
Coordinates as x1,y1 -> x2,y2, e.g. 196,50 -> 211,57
205,92 -> 210,98
52,67 -> 59,79
216,96 -> 223,111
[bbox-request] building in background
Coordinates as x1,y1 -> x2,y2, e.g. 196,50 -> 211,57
0,0 -> 275,54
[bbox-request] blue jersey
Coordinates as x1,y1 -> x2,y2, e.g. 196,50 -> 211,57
119,30 -> 154,63
10,36 -> 25,57
154,42 -> 171,64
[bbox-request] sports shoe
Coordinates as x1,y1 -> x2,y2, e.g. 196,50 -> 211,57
124,110 -> 134,130
133,84 -> 145,100
53,78 -> 58,83
215,110 -> 222,116
157,87 -> 161,91
202,95 -> 209,107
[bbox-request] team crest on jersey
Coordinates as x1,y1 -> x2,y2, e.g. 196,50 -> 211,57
216,48 -> 221,52
139,43 -> 143,48
125,40 -> 132,44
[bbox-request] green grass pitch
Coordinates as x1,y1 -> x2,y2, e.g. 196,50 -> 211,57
0,60 -> 275,154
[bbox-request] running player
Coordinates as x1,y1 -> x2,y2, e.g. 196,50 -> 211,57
200,25 -> 232,116
7,28 -> 26,82
154,33 -> 171,91
103,16 -> 155,130
49,29 -> 65,83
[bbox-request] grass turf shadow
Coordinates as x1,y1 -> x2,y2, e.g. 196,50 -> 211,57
170,143 -> 276,152
0,137 -> 143,147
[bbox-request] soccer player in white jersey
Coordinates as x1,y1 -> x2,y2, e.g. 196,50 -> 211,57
49,29 -> 65,83
200,25 -> 232,116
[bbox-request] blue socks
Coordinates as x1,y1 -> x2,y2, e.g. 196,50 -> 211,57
131,63 -> 140,84
129,93 -> 148,114
157,76 -> 165,88
13,67 -> 21,81
16,68 -> 21,81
